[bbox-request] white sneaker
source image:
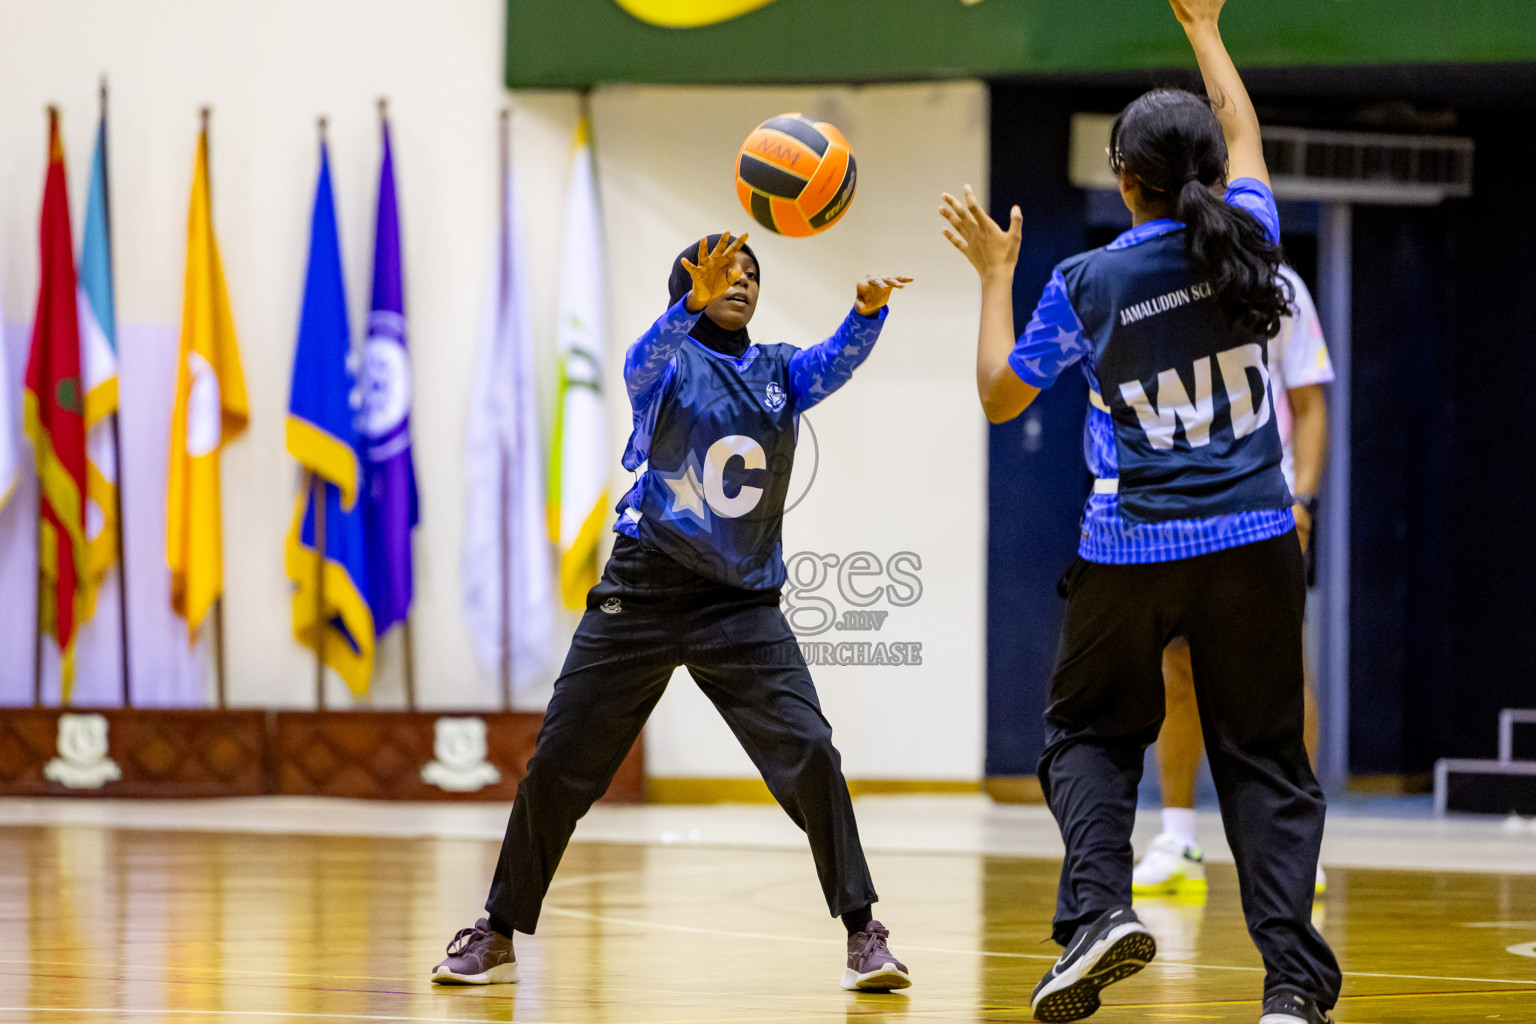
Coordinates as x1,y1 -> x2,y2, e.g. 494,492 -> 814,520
1315,864 -> 1327,895
1132,833 -> 1207,895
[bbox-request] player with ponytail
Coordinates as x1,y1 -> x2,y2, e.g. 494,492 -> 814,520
1108,88 -> 1294,338
942,1 -> 1341,1021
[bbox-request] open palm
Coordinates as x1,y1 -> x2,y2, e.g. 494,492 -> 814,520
682,231 -> 750,310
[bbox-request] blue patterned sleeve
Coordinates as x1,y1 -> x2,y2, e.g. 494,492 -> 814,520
1007,268 -> 1091,389
788,306 -> 887,412
1225,177 -> 1281,245
624,298 -> 702,406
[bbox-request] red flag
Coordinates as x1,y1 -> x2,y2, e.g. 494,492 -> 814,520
23,109 -> 91,700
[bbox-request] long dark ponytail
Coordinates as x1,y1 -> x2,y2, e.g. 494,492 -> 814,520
1109,88 -> 1292,338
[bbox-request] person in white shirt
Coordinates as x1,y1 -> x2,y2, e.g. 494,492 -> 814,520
1133,263 -> 1335,896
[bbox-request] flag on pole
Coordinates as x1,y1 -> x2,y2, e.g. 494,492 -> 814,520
461,114 -> 556,687
285,140 -> 374,694
359,116 -> 418,637
168,122 -> 249,637
78,108 -> 121,603
548,118 -> 609,608
24,111 -> 91,699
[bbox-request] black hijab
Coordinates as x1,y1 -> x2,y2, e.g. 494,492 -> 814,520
667,234 -> 759,358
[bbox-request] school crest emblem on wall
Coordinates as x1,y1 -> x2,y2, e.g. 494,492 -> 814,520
421,717 -> 501,793
43,714 -> 123,790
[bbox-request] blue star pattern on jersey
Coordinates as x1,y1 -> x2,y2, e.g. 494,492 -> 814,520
656,448 -> 710,531
1008,178 -> 1295,565
613,297 -> 886,589
624,299 -> 698,406
786,308 -> 886,411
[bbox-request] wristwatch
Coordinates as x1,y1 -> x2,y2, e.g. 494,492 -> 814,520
1292,493 -> 1320,588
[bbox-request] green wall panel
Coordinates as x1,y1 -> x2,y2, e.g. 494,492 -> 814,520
506,0 -> 1536,88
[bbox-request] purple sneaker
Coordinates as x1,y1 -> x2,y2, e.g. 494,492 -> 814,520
430,918 -> 519,985
841,920 -> 911,991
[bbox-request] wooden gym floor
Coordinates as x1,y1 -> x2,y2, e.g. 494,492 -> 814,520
2,818 -> 1534,1023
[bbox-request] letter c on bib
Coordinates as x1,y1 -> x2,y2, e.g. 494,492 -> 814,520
703,435 -> 766,518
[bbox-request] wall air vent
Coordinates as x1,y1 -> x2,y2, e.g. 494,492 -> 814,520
1069,114 -> 1474,205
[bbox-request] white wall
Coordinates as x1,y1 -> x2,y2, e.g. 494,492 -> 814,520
598,84 -> 989,781
0,2 -> 988,780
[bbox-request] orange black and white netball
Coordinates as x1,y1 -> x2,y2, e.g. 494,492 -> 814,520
735,114 -> 857,237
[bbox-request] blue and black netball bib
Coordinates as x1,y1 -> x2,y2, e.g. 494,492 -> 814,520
632,339 -> 799,587
616,299 -> 884,589
1060,232 -> 1291,524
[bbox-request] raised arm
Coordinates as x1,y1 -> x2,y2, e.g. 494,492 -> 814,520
788,275 -> 911,411
940,186 -> 1040,423
624,232 -> 750,404
1171,0 -> 1269,188
623,300 -> 700,404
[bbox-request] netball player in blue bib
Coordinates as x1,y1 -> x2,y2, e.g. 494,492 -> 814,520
942,1 -> 1340,1021
432,231 -> 917,994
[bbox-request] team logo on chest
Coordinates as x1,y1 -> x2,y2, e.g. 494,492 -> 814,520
764,381 -> 786,411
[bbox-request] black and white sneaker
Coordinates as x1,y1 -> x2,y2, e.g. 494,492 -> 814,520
1259,987 -> 1334,1023
1030,907 -> 1156,1022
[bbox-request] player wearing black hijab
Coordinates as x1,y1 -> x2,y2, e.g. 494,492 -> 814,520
432,231 -> 917,993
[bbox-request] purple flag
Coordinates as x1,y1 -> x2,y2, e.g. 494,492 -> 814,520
359,118 -> 418,635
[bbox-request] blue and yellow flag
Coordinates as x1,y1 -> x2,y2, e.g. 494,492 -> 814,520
285,141 -> 373,694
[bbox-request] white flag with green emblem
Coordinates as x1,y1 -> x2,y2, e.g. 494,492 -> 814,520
548,119 -> 610,608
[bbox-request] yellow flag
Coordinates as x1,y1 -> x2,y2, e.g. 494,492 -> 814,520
167,127 -> 248,636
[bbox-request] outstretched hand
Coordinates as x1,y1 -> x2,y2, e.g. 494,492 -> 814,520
1168,0 -> 1228,28
940,186 -> 1022,282
855,275 -> 914,315
682,231 -> 750,312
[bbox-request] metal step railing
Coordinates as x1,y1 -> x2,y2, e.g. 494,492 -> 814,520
1433,708 -> 1536,815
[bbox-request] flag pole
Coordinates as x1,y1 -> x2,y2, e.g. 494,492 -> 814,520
402,620 -> 417,710
213,592 -> 228,709
33,492 -> 44,708
202,105 -> 230,711
101,76 -> 134,709
497,106 -> 513,714
312,471 -> 327,710
313,117 -> 330,712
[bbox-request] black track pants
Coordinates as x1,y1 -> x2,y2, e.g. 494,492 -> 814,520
485,535 -> 877,933
1037,531 -> 1342,1009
